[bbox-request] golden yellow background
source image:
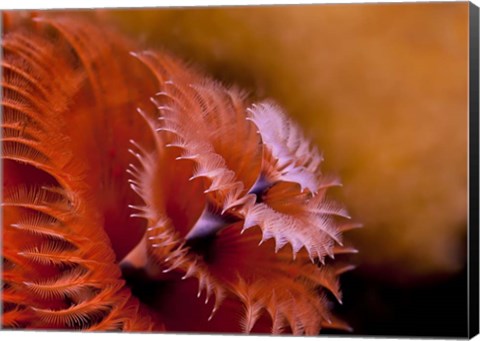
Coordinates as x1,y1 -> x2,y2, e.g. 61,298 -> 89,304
107,2 -> 469,281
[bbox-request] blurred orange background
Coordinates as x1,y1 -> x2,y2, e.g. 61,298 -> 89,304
106,2 -> 469,283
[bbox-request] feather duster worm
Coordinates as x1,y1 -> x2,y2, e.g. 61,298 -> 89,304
1,11 -> 359,334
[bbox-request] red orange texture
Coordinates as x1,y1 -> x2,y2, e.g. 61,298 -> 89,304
1,12 -> 357,333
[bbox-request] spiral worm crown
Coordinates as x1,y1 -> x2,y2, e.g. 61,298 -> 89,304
1,12 -> 359,334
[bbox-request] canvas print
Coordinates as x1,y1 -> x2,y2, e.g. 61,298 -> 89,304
1,1 -> 478,338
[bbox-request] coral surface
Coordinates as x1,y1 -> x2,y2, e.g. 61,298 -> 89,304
111,3 -> 468,279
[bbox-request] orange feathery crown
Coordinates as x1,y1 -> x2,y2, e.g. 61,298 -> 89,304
1,11 -> 360,334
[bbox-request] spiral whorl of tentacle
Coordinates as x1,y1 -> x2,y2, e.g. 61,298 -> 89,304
1,13 -> 158,331
2,11 -> 358,335
123,51 -> 359,334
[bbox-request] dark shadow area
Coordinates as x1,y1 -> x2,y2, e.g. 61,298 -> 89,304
327,266 -> 468,338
